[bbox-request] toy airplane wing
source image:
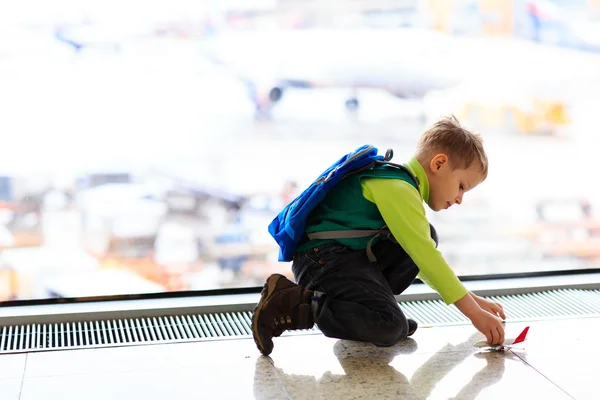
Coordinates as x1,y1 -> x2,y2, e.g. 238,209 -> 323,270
474,326 -> 530,351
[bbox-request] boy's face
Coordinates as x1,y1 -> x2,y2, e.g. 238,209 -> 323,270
426,154 -> 484,212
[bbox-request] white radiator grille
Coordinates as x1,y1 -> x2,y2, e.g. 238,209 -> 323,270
2,288 -> 599,354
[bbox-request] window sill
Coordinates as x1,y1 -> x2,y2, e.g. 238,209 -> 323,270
1,272 -> 600,325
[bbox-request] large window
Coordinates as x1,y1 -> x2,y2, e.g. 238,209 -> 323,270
1,0 -> 600,302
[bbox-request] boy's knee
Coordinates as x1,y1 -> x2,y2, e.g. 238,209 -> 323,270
429,224 -> 438,248
373,313 -> 408,347
375,327 -> 407,347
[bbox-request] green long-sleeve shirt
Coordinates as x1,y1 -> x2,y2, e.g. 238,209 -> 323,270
361,157 -> 467,305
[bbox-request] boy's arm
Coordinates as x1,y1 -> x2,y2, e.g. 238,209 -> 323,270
362,178 -> 505,344
362,177 -> 467,305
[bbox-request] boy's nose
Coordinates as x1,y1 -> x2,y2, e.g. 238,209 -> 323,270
455,194 -> 463,205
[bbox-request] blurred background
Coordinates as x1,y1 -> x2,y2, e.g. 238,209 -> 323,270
1,0 -> 600,302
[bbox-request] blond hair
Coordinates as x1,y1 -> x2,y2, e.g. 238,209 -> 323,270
416,116 -> 488,178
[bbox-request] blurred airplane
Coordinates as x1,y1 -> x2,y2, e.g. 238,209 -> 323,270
198,28 -> 467,118
53,20 -> 154,53
526,0 -> 600,53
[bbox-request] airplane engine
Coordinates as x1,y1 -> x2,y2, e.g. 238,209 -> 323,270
265,86 -> 283,103
247,82 -> 284,118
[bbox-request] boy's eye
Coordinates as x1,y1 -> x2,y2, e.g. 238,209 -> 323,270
459,184 -> 464,191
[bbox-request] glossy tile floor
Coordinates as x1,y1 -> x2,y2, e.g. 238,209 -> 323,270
1,318 -> 597,399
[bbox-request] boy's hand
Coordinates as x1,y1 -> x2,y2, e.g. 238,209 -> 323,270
454,292 -> 505,345
470,309 -> 505,345
470,293 -> 506,320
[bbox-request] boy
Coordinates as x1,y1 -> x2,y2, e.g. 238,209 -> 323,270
252,116 -> 506,356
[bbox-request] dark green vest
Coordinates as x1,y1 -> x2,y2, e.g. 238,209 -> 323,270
296,164 -> 419,252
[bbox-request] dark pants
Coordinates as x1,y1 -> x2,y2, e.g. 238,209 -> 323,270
292,225 -> 438,347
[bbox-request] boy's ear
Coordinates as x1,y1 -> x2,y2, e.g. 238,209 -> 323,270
430,154 -> 448,172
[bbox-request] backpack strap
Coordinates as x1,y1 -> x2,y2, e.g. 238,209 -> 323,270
342,149 -> 420,186
306,149 -> 420,263
307,225 -> 398,262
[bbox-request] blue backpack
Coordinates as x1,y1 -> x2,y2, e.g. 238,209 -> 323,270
268,144 -> 418,262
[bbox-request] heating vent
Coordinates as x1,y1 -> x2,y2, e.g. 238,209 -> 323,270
403,288 -> 600,325
2,288 -> 600,354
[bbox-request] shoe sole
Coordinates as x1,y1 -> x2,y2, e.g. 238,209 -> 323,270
251,274 -> 283,356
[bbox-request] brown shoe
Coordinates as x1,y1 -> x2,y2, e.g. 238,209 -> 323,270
251,274 -> 314,356
407,318 -> 418,337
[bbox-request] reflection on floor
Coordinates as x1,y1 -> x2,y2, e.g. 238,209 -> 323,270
3,318 -> 598,399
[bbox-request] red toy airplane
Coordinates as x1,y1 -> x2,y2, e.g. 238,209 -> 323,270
474,326 -> 530,351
